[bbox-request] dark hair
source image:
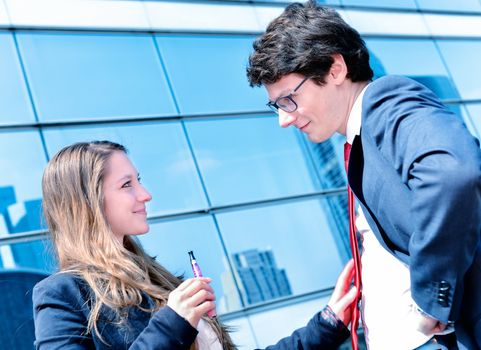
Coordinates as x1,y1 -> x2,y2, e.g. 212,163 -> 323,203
246,0 -> 373,86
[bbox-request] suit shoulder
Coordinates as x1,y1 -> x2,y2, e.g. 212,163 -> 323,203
33,272 -> 89,305
367,75 -> 429,96
371,74 -> 418,86
375,75 -> 414,84
363,75 -> 446,121
34,271 -> 80,291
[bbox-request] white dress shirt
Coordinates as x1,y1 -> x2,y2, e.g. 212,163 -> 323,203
197,318 -> 223,350
346,84 -> 432,350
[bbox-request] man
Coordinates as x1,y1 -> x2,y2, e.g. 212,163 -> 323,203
246,2 -> 481,349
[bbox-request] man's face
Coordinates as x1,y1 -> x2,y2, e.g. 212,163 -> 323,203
265,72 -> 348,143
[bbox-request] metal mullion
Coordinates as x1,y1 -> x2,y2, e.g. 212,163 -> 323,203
0,187 -> 347,246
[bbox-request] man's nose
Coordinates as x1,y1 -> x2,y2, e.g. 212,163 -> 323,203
278,110 -> 296,128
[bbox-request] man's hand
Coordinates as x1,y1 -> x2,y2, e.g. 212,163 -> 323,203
327,259 -> 358,326
412,305 -> 447,335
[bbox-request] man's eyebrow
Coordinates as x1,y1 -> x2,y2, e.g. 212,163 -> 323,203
270,88 -> 292,102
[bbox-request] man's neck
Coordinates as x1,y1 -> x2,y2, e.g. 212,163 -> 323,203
339,80 -> 370,137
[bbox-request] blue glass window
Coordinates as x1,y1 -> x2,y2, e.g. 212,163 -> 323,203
341,0 -> 417,9
465,104 -> 481,139
185,116 -> 324,206
0,131 -> 45,233
417,0 -> 481,11
138,215 -> 243,313
0,240 -> 56,272
43,121 -> 208,216
247,296 -> 330,347
265,0 -> 340,3
436,40 -> 481,100
0,131 -> 48,270
216,199 -> 346,305
443,103 -> 479,140
16,33 -> 177,122
155,35 -> 267,115
366,38 -> 459,100
223,317 -> 258,349
0,33 -> 35,125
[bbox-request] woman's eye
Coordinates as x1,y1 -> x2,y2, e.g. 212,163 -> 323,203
122,181 -> 132,188
137,176 -> 141,183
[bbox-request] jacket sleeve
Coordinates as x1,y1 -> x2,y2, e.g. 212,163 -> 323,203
395,81 -> 481,323
407,130 -> 481,323
33,274 -> 198,350
258,306 -> 350,350
363,76 -> 481,324
128,306 -> 198,350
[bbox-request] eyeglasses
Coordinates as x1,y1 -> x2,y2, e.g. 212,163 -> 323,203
267,77 -> 310,114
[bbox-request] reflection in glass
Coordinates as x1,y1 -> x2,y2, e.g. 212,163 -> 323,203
0,131 -> 49,271
0,239 -> 57,272
156,35 -> 267,115
17,32 -> 177,122
247,295 -> 367,349
138,215 -> 242,313
416,0 -> 481,11
437,40 -> 481,100
223,317 -> 258,350
232,248 -> 292,305
302,134 -> 350,261
0,33 -> 35,125
265,0 -> 340,3
341,0 -> 417,9
0,192 -> 42,235
43,122 -> 208,216
0,131 -> 45,219
366,38 -> 460,100
464,104 -> 481,139
185,116 -> 319,206
247,296 -> 329,347
216,199 -> 345,305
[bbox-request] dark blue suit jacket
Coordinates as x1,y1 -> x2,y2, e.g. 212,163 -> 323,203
33,272 -> 349,349
347,75 -> 481,347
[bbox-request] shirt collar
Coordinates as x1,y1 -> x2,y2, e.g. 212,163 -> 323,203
346,83 -> 370,145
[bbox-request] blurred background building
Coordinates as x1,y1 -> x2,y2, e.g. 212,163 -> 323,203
1,0 -> 481,348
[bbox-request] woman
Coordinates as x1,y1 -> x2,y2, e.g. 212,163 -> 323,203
33,140 -> 357,349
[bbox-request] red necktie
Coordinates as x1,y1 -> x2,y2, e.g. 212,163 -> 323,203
344,142 -> 362,350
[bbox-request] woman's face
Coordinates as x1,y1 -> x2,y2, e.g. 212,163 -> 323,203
103,151 -> 152,242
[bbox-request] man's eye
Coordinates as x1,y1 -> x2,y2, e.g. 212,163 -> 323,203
277,96 -> 292,108
137,176 -> 141,183
122,181 -> 132,188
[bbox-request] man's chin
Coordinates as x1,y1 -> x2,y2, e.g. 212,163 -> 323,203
307,133 -> 326,144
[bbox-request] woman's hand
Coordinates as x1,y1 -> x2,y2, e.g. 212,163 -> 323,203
167,277 -> 216,328
327,259 -> 358,326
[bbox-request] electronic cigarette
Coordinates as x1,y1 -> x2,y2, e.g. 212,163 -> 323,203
188,250 -> 217,318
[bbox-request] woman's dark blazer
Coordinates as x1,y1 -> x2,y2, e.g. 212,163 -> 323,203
33,272 -> 349,349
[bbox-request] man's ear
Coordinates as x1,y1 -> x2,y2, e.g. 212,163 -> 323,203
329,54 -> 348,85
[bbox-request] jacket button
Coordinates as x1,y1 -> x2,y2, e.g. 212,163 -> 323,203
437,281 -> 450,307
437,298 -> 448,307
437,297 -> 448,306
439,281 -> 450,289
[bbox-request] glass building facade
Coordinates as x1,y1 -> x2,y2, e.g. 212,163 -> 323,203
1,0 -> 481,348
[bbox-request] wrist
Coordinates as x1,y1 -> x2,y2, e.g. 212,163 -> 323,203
321,305 -> 345,329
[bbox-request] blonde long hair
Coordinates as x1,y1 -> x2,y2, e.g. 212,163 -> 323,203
42,141 -> 235,349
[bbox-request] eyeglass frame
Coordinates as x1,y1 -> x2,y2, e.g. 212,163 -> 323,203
266,76 -> 310,114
